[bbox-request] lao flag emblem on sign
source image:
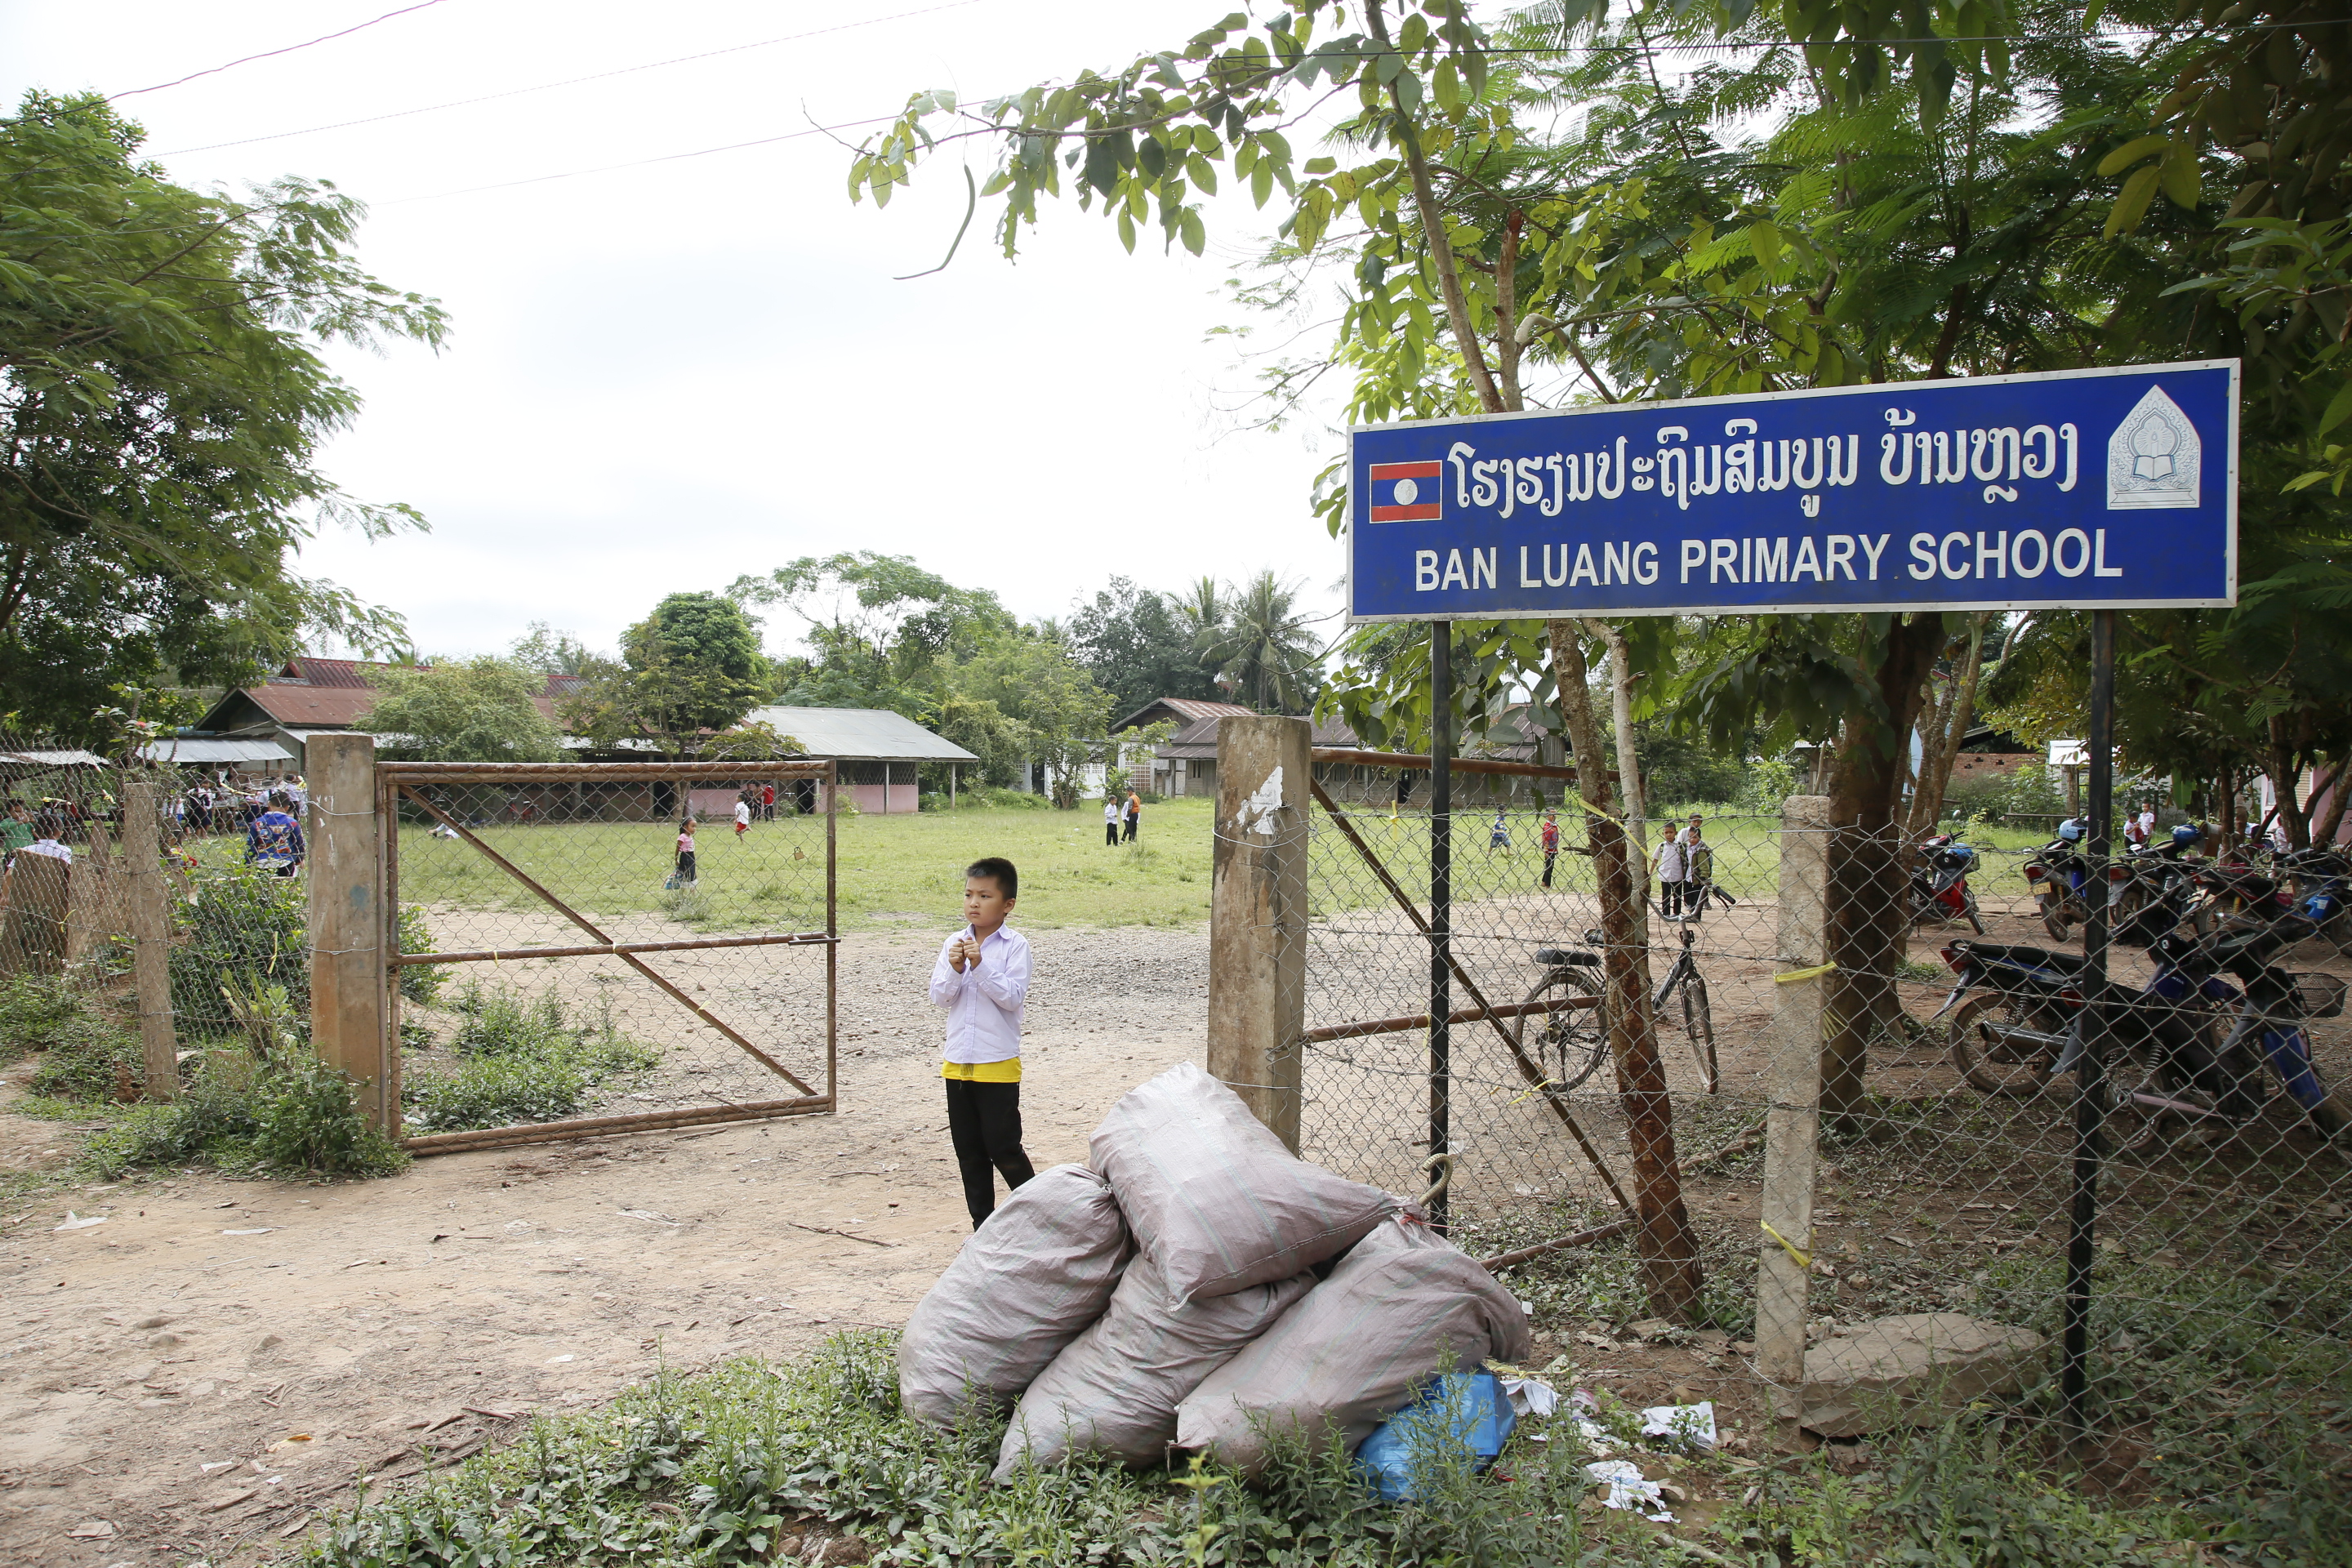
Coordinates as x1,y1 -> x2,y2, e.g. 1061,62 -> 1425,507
1368,461 -> 1443,523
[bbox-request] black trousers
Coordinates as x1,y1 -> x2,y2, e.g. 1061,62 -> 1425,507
1541,851 -> 1557,889
944,1077 -> 1035,1227
1106,822 -> 1119,845
1661,877 -> 1685,917
1122,817 -> 1138,842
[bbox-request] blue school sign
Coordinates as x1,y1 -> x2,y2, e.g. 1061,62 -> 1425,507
1345,359 -> 2238,621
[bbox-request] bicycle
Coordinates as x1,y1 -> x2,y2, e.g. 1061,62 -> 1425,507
1512,922 -> 1718,1096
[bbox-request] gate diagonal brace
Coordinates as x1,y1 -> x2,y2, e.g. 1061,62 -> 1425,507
1308,780 -> 1635,1215
394,784 -> 817,1097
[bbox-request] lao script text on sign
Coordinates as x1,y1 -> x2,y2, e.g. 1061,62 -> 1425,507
1346,360 -> 2238,621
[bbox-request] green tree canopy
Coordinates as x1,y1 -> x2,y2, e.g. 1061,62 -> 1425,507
356,657 -> 563,764
1067,576 -> 1222,718
562,591 -> 767,757
730,551 -> 1013,713
0,91 -> 446,740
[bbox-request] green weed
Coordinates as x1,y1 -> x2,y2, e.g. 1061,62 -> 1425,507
402,984 -> 658,1132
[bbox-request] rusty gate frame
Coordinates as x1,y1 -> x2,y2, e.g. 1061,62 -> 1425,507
377,759 -> 839,1154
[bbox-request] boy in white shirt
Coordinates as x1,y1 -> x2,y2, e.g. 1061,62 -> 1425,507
929,856 -> 1036,1227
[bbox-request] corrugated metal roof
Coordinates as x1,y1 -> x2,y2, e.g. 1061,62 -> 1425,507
742,706 -> 978,763
0,748 -> 106,768
138,738 -> 293,764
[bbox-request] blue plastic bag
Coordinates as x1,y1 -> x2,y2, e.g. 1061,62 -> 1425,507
1352,1370 -> 1517,1502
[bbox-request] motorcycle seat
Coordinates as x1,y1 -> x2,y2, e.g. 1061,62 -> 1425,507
1957,941 -> 2091,975
1535,947 -> 1601,967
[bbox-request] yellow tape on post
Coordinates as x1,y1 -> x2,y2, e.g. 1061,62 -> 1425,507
1772,961 -> 1838,986
1761,1219 -> 1813,1271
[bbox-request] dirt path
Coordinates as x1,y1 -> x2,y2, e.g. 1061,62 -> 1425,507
0,926 -> 1211,1567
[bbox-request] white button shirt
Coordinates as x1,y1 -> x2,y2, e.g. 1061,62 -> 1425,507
929,924 -> 1031,1064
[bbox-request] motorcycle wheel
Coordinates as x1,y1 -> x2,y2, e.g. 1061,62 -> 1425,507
1963,891 -> 1985,937
2041,898 -> 2070,942
1513,969 -> 1610,1094
1946,992 -> 2062,1095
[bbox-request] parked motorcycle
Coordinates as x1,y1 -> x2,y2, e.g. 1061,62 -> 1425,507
1936,919 -> 2346,1142
1909,832 -> 1984,935
2109,823 -> 2207,947
2021,819 -> 2096,942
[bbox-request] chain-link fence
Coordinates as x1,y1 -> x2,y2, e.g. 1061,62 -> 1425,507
383,762 -> 836,1152
1,732 -> 322,1107
1287,760 -> 2352,1484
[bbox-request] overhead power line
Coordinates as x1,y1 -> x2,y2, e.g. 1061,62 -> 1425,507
154,0 -> 990,157
111,0 -> 457,100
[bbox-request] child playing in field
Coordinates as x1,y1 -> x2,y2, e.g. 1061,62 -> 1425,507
733,795 -> 752,840
674,819 -> 697,886
929,855 -> 1036,1228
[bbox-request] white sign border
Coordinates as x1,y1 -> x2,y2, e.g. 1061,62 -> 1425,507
1343,358 -> 2241,624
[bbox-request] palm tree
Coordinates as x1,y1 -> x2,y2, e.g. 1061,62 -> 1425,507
1198,571 -> 1320,713
1174,577 -> 1225,648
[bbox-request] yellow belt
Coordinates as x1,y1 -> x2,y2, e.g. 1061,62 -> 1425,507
941,1058 -> 1022,1083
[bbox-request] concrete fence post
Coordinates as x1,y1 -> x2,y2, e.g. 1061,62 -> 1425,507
1207,715 -> 1311,1152
1756,793 -> 1833,1446
124,782 -> 179,1100
306,734 -> 388,1129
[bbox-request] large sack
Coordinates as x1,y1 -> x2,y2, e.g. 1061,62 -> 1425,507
994,1251 -> 1313,1480
1174,1214 -> 1532,1476
897,1164 -> 1129,1428
1090,1062 -> 1395,1303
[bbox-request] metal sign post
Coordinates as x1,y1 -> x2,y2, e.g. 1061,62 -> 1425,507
1428,622 -> 1453,1232
1348,361 -> 2238,623
2062,610 -> 2118,1438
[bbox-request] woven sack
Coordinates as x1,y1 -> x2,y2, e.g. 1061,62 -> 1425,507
994,1250 -> 1312,1479
1089,1062 -> 1394,1302
1174,1214 -> 1531,1476
897,1164 -> 1129,1427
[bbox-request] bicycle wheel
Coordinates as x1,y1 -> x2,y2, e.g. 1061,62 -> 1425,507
1947,992 -> 2065,1094
1514,969 -> 1610,1094
1680,973 -> 1718,1094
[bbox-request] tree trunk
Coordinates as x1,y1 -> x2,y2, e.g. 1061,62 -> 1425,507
1905,613 -> 1989,838
2268,719 -> 2311,853
1820,612 -> 1948,1134
2310,748 -> 2351,849
1548,619 -> 1703,1322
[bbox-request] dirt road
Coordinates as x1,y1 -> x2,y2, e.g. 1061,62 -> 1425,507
0,927 -> 1212,1567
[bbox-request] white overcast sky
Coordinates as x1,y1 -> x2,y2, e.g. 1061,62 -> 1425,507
1,0 -> 1361,662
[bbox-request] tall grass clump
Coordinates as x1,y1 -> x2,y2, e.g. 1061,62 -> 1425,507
402,982 -> 657,1133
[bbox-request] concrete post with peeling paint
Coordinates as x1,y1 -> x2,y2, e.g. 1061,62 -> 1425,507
1207,715 -> 1311,1152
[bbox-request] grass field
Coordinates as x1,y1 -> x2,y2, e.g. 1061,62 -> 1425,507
189,796 -> 2062,937
381,797 -> 1218,933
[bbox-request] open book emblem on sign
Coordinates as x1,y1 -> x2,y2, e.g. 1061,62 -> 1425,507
2106,385 -> 2200,510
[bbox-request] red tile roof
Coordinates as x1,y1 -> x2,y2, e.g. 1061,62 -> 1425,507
238,663 -> 588,729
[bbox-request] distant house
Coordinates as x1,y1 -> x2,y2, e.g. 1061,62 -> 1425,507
188,657 -> 588,773
1112,697 -> 1362,798
737,706 -> 978,816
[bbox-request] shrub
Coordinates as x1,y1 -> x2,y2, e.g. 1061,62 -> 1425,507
397,904 -> 444,1006
1,975 -> 145,1101
403,984 -> 658,1133
77,1048 -> 406,1179
24,1014 -> 144,1101
252,1052 -> 409,1176
167,862 -> 308,1038
0,971 -> 100,1059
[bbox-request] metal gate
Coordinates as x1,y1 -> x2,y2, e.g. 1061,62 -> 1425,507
378,760 -> 838,1154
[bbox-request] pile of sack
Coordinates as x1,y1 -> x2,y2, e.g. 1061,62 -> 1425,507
898,1062 -> 1531,1481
